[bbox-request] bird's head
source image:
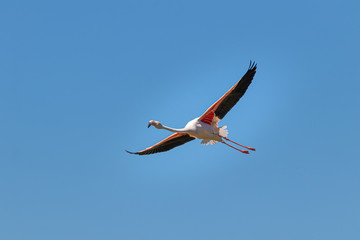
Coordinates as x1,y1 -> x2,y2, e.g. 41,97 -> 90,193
148,120 -> 162,129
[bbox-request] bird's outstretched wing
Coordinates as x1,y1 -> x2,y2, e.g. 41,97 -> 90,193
126,133 -> 195,155
199,61 -> 257,125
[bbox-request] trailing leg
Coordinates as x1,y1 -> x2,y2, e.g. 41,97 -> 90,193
221,140 -> 249,154
223,137 -> 255,151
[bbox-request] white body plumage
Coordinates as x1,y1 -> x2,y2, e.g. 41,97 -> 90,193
184,118 -> 228,145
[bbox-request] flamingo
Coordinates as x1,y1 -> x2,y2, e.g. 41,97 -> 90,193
127,61 -> 257,155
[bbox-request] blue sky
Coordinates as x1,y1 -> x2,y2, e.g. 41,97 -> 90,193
1,0 -> 359,239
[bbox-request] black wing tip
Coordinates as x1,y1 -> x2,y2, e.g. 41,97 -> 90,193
248,60 -> 257,71
125,150 -> 139,155
126,149 -> 151,155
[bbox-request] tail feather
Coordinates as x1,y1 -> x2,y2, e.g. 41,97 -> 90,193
219,125 -> 228,138
201,139 -> 218,145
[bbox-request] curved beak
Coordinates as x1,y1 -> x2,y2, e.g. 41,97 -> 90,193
147,123 -> 151,128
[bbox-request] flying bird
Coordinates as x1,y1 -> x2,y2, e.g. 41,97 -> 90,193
127,61 -> 257,155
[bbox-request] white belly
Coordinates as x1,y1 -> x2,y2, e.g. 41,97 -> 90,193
184,118 -> 221,141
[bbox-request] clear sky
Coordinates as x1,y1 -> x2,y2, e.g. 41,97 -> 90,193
1,0 -> 359,239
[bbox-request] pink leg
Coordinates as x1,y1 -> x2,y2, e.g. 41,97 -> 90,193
224,137 -> 256,151
221,141 -> 249,154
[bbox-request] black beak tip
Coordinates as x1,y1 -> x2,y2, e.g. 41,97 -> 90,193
147,123 -> 151,128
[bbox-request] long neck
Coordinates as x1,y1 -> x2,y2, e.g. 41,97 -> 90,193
159,124 -> 188,133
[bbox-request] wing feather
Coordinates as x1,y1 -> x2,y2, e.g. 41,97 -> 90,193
199,61 -> 257,124
126,133 -> 195,155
